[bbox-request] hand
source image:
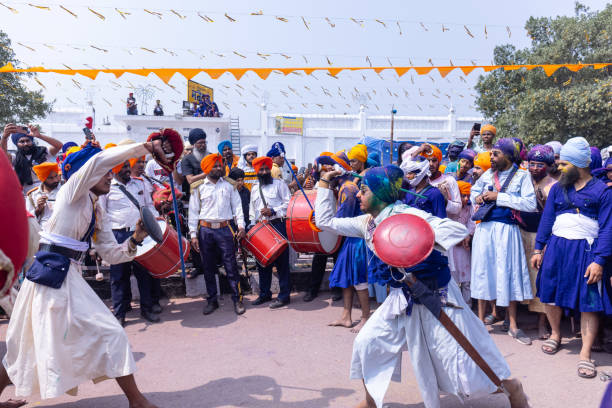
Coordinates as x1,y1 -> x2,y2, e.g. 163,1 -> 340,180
438,183 -> 450,201
28,124 -> 41,138
475,195 -> 484,205
531,253 -> 543,270
461,236 -> 472,250
584,262 -> 603,285
237,228 -> 246,240
190,237 -> 200,252
132,219 -> 149,242
303,177 -> 314,189
260,208 -> 274,217
418,143 -> 432,154
35,196 -> 47,214
146,139 -> 172,169
3,123 -> 19,139
319,169 -> 343,182
469,129 -> 479,139
481,190 -> 498,202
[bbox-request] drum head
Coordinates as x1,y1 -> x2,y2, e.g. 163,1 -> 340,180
141,207 -> 163,243
372,214 -> 435,268
318,230 -> 340,253
137,220 -> 167,256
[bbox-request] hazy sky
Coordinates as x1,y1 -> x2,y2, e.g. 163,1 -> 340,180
1,0 -> 609,128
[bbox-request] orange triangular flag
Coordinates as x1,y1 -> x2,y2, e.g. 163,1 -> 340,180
437,67 -> 454,78
542,65 -> 561,76
414,67 -> 434,75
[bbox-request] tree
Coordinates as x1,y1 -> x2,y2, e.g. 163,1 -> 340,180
0,30 -> 52,125
474,3 -> 612,147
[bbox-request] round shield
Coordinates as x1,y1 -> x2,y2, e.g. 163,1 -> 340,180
140,207 -> 163,243
372,214 -> 435,268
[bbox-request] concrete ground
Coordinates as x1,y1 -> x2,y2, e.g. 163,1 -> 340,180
1,293 -> 611,408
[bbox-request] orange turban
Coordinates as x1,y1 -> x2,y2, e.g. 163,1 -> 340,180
104,143 -> 117,150
129,156 -> 145,168
347,144 -> 368,163
153,187 -> 182,211
480,124 -> 496,136
457,180 -> 471,196
32,162 -> 60,182
252,156 -> 273,173
474,152 -> 492,171
291,164 -> 298,172
200,153 -> 223,174
421,144 -> 442,164
112,161 -> 130,174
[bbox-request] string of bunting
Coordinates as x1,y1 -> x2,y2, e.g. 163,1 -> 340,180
1,63 -> 609,83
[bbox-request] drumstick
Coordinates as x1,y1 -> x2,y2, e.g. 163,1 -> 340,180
284,156 -> 314,210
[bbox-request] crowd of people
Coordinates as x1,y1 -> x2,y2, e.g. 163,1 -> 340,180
191,94 -> 221,118
0,120 -> 611,407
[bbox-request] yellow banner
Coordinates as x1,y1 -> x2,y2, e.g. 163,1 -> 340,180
187,79 -> 214,103
275,116 -> 303,135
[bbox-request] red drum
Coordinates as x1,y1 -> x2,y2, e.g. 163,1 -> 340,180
240,220 -> 288,267
135,219 -> 190,278
286,191 -> 342,254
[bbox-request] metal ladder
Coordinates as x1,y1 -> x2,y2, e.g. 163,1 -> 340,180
229,116 -> 241,155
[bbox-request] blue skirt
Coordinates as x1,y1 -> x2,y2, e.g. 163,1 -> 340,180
329,237 -> 368,288
537,235 -> 612,314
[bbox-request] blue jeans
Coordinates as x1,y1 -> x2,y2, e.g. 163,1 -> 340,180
198,225 -> 242,303
110,229 -> 154,317
256,218 -> 291,301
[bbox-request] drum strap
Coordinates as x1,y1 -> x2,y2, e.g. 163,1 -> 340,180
118,184 -> 141,210
258,183 -> 268,209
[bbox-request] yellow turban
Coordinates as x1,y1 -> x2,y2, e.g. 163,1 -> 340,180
129,156 -> 145,168
347,144 -> 368,163
474,151 -> 492,171
480,124 -> 497,136
65,146 -> 82,156
104,143 -> 117,150
32,162 -> 60,182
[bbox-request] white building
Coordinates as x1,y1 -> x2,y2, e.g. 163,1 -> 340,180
34,105 -> 482,166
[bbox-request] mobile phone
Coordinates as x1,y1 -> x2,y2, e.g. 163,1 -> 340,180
83,127 -> 93,140
20,126 -> 29,134
472,123 -> 481,132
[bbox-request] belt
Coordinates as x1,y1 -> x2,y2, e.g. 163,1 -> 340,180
39,243 -> 87,262
113,227 -> 134,233
200,220 -> 229,229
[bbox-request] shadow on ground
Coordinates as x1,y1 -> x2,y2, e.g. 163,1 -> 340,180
43,375 -> 354,408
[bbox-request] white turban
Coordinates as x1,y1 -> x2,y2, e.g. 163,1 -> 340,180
560,137 -> 591,168
400,158 -> 431,187
238,144 -> 258,169
545,141 -> 562,155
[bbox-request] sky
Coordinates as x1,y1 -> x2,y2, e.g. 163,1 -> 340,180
0,0 -> 609,129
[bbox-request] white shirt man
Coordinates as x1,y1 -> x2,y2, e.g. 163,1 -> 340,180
25,162 -> 62,231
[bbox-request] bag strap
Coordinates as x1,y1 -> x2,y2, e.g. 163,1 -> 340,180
117,183 -> 141,210
493,165 -> 518,193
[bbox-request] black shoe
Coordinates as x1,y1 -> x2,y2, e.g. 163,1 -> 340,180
151,304 -> 162,314
117,316 -> 126,327
303,292 -> 317,302
125,304 -> 132,313
269,298 -> 290,309
251,296 -> 272,306
234,301 -> 246,315
203,301 -> 219,315
331,293 -> 342,302
140,310 -> 160,323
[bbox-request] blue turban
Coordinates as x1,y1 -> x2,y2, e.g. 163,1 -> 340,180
366,151 -> 381,168
11,132 -> 32,147
560,137 -> 591,168
493,138 -> 521,163
62,143 -> 102,180
590,147 -> 602,171
61,141 -> 78,153
364,165 -> 404,204
217,140 -> 232,154
266,142 -> 286,158
527,145 -> 555,166
458,149 -> 477,164
188,128 -> 206,145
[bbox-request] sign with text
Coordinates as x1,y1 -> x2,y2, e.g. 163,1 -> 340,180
275,116 -> 303,135
187,80 -> 214,103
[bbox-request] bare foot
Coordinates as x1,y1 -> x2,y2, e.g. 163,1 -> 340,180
130,397 -> 159,408
351,318 -> 368,333
502,378 -> 530,408
328,318 -> 352,328
538,325 -> 550,340
0,399 -> 27,408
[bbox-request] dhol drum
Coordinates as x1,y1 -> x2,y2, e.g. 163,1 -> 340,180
240,220 -> 288,267
286,190 -> 342,254
135,219 -> 190,278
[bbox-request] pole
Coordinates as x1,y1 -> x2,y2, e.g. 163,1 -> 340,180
168,175 -> 187,278
284,157 -> 313,210
389,107 -> 396,164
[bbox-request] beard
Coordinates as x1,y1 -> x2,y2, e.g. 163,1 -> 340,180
559,165 -> 580,187
193,148 -> 207,161
44,181 -> 59,190
258,173 -> 273,185
491,157 -> 510,172
19,145 -> 34,154
529,168 -> 548,182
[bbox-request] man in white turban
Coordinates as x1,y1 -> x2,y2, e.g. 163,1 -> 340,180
238,144 -> 258,191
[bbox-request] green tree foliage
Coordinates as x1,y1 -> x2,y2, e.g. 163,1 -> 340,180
475,3 -> 611,147
0,31 -> 52,125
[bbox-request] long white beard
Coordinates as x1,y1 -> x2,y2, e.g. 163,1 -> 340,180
193,149 -> 206,161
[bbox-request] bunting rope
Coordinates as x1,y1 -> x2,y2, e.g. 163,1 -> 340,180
0,63 -> 609,83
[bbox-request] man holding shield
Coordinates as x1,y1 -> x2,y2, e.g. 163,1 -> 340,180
314,165 -> 529,408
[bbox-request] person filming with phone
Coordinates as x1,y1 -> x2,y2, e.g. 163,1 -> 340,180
1,123 -> 63,195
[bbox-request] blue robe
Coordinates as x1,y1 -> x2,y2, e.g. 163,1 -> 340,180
328,181 -> 368,288
403,185 -> 447,219
535,178 -> 612,313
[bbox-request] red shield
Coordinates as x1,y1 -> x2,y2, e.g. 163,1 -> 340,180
372,214 -> 435,268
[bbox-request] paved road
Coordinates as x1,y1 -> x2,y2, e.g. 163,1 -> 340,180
1,294 -> 611,407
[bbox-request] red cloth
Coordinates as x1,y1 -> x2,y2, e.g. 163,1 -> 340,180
147,128 -> 184,173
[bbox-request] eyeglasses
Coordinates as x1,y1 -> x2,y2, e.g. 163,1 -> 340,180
528,162 -> 546,169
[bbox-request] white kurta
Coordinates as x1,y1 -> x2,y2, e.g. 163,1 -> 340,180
3,142 -> 149,399
315,187 -> 511,408
469,167 -> 537,306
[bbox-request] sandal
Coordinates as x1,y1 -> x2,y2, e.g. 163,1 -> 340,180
501,317 -> 510,332
541,338 -> 561,355
508,328 -> 532,345
577,360 -> 597,379
483,314 -> 501,325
